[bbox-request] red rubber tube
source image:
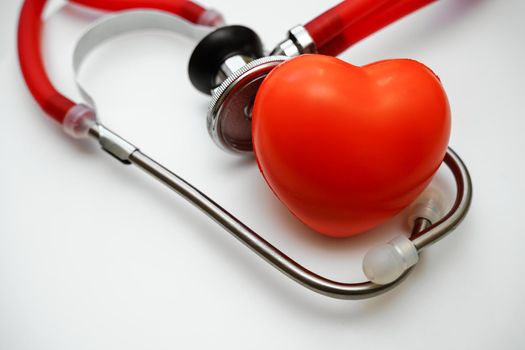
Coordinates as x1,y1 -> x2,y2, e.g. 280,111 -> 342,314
304,0 -> 394,51
18,0 -> 210,123
18,0 -> 75,123
70,0 -> 206,24
318,0 -> 437,56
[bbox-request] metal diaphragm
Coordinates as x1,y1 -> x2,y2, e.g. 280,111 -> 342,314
207,56 -> 288,153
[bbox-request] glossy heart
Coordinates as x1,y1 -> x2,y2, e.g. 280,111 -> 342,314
252,55 -> 450,237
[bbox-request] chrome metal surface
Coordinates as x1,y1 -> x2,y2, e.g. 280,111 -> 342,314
128,150 -> 408,299
215,55 -> 253,86
271,25 -> 317,57
411,149 -> 473,250
410,218 -> 432,239
88,124 -> 137,164
127,146 -> 471,299
208,56 -> 288,153
289,25 -> 317,54
90,123 -> 472,299
271,38 -> 301,57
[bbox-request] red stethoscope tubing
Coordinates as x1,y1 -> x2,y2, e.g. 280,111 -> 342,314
316,0 -> 437,56
70,0 -> 206,23
17,0 -> 211,123
304,0 -> 394,50
18,0 -> 76,123
17,0 -> 434,123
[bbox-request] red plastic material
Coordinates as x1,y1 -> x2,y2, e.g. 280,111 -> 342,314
17,0 -> 210,123
70,0 -> 206,24
252,55 -> 450,237
318,0 -> 437,56
18,0 -> 75,123
305,0 -> 392,51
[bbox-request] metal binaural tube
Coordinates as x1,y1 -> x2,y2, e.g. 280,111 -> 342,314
125,145 -> 471,299
128,149 -> 403,299
411,149 -> 473,250
88,122 -> 471,299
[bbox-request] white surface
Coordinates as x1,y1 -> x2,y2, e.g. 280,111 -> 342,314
1,0 -> 524,349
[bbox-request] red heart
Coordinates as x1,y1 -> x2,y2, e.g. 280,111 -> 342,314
252,55 -> 450,237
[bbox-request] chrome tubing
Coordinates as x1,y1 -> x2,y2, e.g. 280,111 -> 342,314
411,149 -> 473,250
90,123 -> 472,299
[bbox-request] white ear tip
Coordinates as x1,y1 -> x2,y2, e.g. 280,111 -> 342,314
363,236 -> 419,285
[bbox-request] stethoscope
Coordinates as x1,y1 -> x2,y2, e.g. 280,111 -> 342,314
18,0 -> 472,299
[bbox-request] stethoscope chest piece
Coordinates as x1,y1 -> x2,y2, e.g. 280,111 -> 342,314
188,24 -> 289,152
207,56 -> 287,152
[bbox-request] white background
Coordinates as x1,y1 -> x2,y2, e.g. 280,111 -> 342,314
1,0 -> 524,349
